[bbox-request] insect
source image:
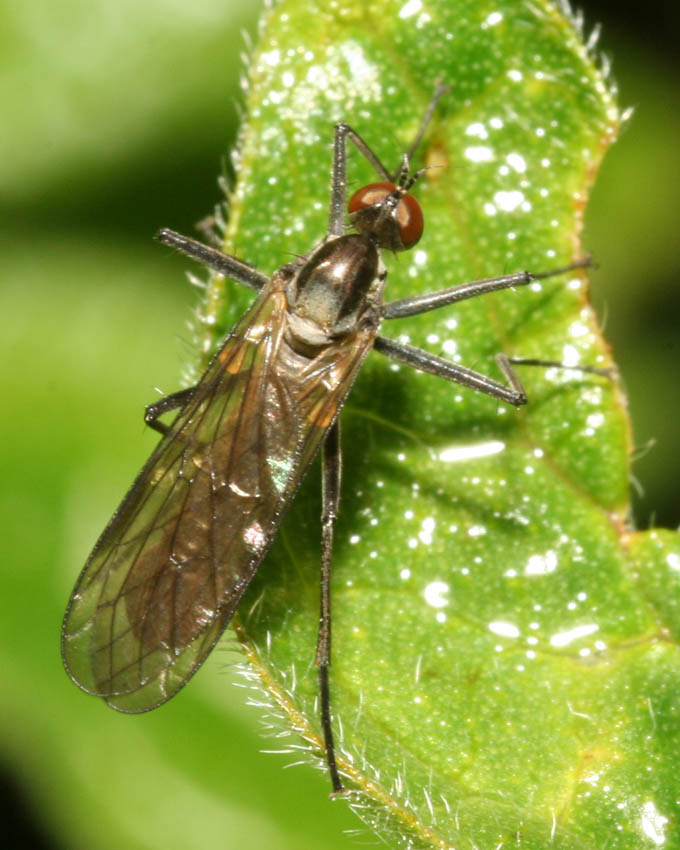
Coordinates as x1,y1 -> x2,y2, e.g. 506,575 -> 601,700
61,83 -> 607,794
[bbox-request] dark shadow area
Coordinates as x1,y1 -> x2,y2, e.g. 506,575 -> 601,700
581,0 -> 680,529
580,0 -> 680,52
1,763 -> 62,850
3,115 -> 239,242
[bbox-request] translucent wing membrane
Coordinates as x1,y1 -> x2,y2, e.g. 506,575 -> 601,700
62,272 -> 375,712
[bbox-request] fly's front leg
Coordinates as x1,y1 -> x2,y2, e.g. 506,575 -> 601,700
403,79 -> 449,166
317,420 -> 345,794
145,386 -> 197,434
328,123 -> 392,237
328,81 -> 450,236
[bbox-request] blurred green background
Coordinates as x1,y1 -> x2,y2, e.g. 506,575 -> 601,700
1,1 -> 678,848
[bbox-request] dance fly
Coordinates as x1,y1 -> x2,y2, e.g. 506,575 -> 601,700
61,83 -> 605,793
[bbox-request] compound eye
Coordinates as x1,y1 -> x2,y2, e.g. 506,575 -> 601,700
348,181 -> 424,249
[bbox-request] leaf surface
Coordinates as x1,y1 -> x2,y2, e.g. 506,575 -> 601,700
191,1 -> 680,847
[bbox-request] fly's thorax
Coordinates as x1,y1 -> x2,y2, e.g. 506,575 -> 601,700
285,234 -> 383,353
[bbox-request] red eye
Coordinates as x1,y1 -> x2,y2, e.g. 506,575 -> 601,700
348,181 -> 424,249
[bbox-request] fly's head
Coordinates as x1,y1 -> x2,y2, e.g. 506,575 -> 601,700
348,157 -> 425,253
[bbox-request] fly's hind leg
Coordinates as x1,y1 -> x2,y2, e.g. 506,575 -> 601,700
144,386 -> 197,435
316,420 -> 346,795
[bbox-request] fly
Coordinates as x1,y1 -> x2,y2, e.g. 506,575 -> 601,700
61,83 -> 608,794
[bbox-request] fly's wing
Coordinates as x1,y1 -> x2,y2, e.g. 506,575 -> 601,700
62,276 -> 375,713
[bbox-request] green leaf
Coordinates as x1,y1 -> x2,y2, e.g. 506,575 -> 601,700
184,1 -> 680,848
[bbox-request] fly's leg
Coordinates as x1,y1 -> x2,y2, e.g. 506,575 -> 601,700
157,229 -> 269,291
374,337 -> 530,405
383,259 -> 592,320
328,124 -> 391,236
144,386 -> 197,434
402,79 -> 450,167
317,420 -> 345,795
374,337 -> 611,405
505,356 -> 612,379
193,213 -> 224,247
328,81 -> 449,237
380,257 -> 612,397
